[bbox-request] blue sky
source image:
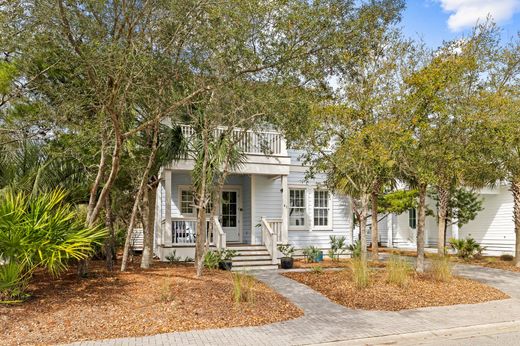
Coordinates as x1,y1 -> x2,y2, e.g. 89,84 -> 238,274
401,0 -> 520,48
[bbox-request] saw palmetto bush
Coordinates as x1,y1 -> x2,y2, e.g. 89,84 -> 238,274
0,189 -> 107,302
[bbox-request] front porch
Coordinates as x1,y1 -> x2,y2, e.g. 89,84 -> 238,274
154,171 -> 289,267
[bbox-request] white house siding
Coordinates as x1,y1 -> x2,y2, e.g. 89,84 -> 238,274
252,175 -> 283,244
285,170 -> 353,250
459,186 -> 515,254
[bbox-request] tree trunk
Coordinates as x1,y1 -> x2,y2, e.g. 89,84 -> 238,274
141,182 -> 157,269
121,124 -> 159,272
370,186 -> 379,261
104,193 -> 115,271
416,183 -> 427,273
437,185 -> 450,255
512,178 -> 520,267
195,128 -> 210,277
359,194 -> 370,263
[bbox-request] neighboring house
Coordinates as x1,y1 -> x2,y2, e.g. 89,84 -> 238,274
153,125 -> 516,269
389,185 -> 515,256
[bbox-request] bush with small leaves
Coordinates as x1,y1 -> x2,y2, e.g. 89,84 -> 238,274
500,254 -> 514,262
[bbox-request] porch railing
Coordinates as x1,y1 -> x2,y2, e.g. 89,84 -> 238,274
168,217 -> 225,249
264,218 -> 283,243
261,217 -> 278,264
180,124 -> 285,156
213,216 -> 226,250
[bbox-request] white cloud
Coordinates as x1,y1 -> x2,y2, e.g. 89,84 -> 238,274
437,0 -> 520,31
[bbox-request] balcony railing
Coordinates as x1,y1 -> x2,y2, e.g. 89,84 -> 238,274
179,125 -> 286,156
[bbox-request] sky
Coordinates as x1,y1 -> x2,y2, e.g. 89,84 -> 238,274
401,0 -> 520,48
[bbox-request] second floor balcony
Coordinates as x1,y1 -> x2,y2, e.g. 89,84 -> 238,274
167,125 -> 291,175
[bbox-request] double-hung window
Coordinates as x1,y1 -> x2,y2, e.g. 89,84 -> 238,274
180,189 -> 195,216
289,189 -> 306,229
313,190 -> 331,228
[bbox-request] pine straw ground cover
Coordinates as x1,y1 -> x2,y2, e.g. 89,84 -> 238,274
283,268 -> 509,311
293,258 -> 386,269
378,248 -> 520,273
0,261 -> 302,346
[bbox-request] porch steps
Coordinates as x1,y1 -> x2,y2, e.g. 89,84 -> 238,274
227,244 -> 278,271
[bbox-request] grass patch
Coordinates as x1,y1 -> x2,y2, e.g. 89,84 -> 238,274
429,255 -> 452,282
350,258 -> 370,289
386,255 -> 413,287
231,272 -> 255,303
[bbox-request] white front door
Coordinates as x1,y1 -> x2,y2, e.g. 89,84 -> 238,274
221,190 -> 240,242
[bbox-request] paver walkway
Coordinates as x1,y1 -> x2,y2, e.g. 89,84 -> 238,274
75,264 -> 520,346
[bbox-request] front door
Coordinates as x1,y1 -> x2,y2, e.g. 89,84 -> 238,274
220,190 -> 240,242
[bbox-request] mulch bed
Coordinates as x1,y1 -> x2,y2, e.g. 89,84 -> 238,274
0,260 -> 302,346
379,248 -> 520,273
283,269 -> 509,311
293,258 -> 385,269
459,258 -> 520,273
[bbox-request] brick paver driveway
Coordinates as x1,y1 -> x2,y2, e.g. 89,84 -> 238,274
74,264 -> 520,346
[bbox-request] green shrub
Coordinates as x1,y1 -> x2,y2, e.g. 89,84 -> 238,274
232,272 -> 255,303
166,251 -> 181,264
350,258 -> 370,289
0,190 -> 106,302
386,255 -> 412,287
328,236 -> 347,261
348,240 -> 362,259
500,254 -> 514,262
311,266 -> 323,274
0,262 -> 29,303
303,246 -> 321,263
429,255 -> 452,282
203,251 -> 220,269
448,237 -> 484,259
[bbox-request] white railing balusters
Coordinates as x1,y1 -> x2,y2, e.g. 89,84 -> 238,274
178,124 -> 285,155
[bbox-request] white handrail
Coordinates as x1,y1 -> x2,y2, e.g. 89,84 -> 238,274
261,217 -> 278,264
265,218 -> 283,243
179,124 -> 285,155
213,216 -> 226,250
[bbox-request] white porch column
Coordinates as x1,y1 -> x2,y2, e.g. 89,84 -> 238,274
281,174 -> 289,244
250,175 -> 256,244
387,214 -> 393,248
164,169 -> 173,246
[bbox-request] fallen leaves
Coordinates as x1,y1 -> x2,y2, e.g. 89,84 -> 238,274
0,261 -> 302,346
283,268 -> 509,311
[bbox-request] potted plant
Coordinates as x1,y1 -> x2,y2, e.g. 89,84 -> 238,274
277,244 -> 295,269
218,249 -> 237,271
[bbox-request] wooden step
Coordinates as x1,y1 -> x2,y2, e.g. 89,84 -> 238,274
231,264 -> 279,271
232,255 -> 272,261
227,245 -> 267,251
232,259 -> 275,266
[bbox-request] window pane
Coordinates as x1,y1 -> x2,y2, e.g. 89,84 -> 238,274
289,189 -> 306,227
313,190 -> 330,227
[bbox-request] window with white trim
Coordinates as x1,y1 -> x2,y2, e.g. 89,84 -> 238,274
180,190 -> 195,215
289,189 -> 306,228
313,190 -> 331,227
408,208 -> 417,229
